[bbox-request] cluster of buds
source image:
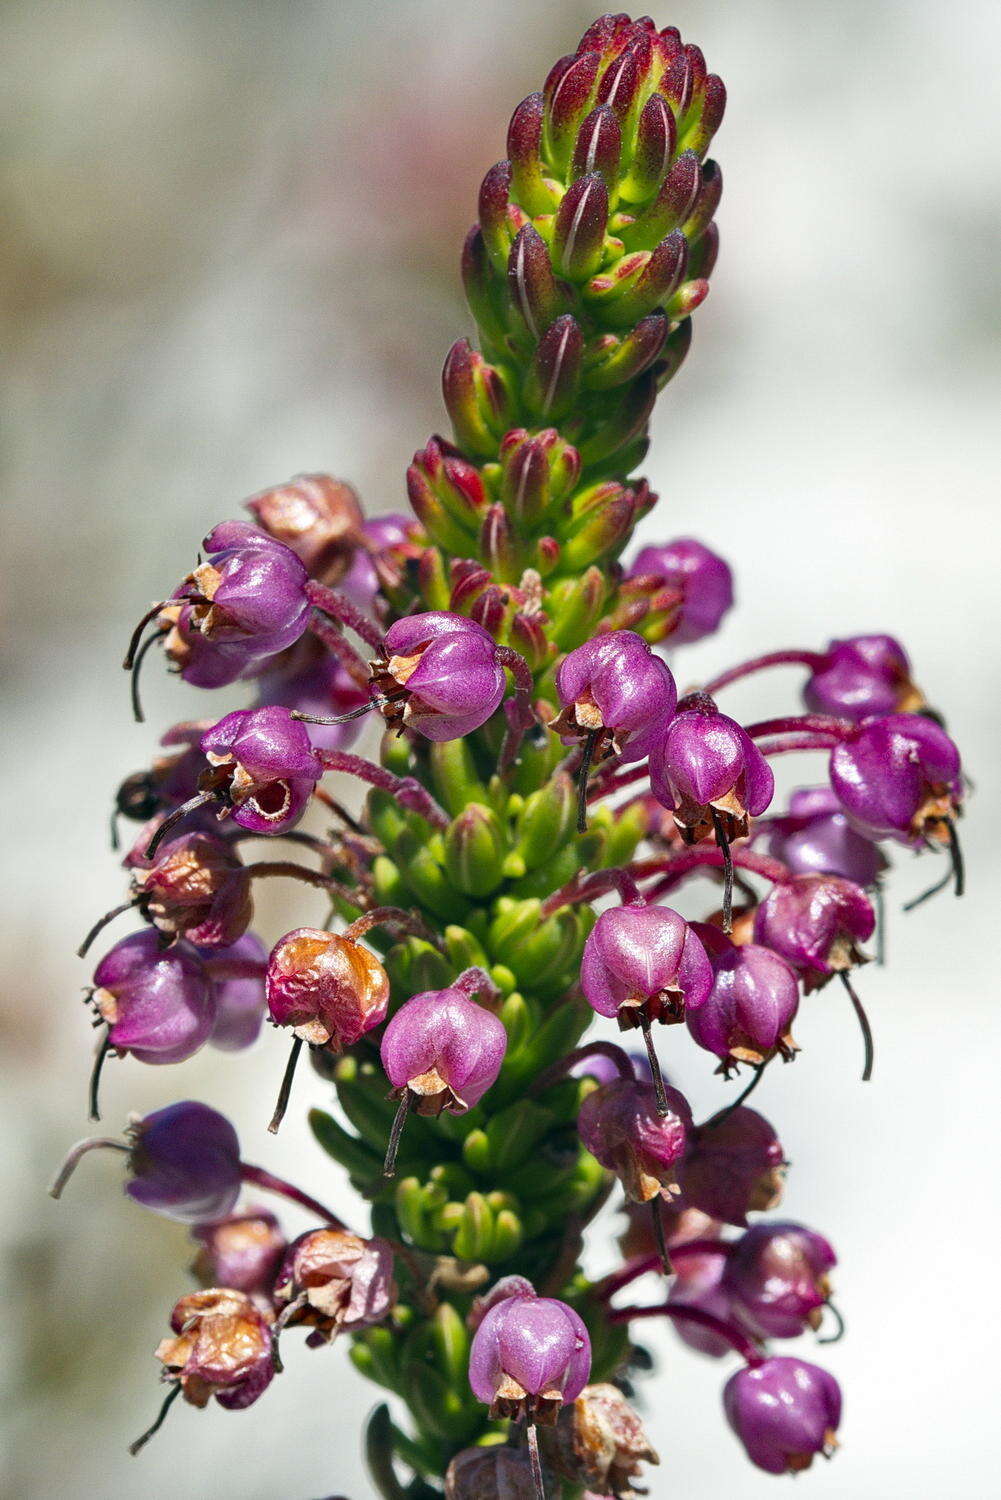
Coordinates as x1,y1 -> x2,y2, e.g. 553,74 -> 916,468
54,14 -> 968,1499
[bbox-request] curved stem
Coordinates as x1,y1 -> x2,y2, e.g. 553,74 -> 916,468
539,865 -> 642,918
239,1162 -> 346,1229
305,579 -> 384,651
701,1061 -> 767,1129
77,897 -> 141,959
129,626 -> 166,724
452,965 -> 501,1005
344,906 -> 438,947
745,713 -> 853,742
757,734 -> 841,758
630,846 -> 791,889
702,648 -> 826,697
144,789 -> 218,861
587,760 -> 650,803
246,860 -> 361,910
268,1036 -> 304,1135
307,612 -> 371,687
89,1029 -> 113,1121
49,1134 -> 129,1200
529,1041 -> 636,1096
608,1300 -> 763,1365
128,1382 -> 181,1457
318,752 -> 450,830
495,645 -> 539,773
839,971 -> 874,1082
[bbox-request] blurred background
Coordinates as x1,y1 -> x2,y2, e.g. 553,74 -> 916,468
3,0 -> 999,1494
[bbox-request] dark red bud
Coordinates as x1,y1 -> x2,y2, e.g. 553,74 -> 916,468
609,231 -> 688,325
526,314 -> 584,419
507,92 -> 556,216
478,160 -> 516,272
461,228 -> 507,345
553,173 -> 609,281
571,105 -> 622,185
682,74 -> 727,159
626,94 -> 677,202
582,312 -> 669,391
687,222 -> 720,280
596,46 -> 640,122
507,224 -> 564,342
441,340 -> 511,458
545,50 -> 601,167
683,161 -> 722,240
479,504 -> 519,581
625,150 -> 701,247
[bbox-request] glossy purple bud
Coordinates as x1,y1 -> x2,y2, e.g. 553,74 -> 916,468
725,1356 -> 842,1474
245,473 -> 364,584
650,699 -> 774,843
200,706 -> 321,835
753,874 -> 875,990
553,630 -> 677,765
273,1228 -> 396,1342
374,612 -> 508,742
686,945 -> 799,1067
677,1108 -> 786,1227
805,634 -> 922,721
339,512 -> 418,614
92,931 -> 214,1065
628,537 -> 733,645
380,987 -> 507,1115
161,522 -> 309,685
126,1101 -> 242,1222
724,1222 -> 837,1339
191,1209 -> 286,1299
581,902 -> 712,1029
468,1287 -> 591,1421
830,712 -> 963,845
132,832 -> 253,948
578,1078 -> 692,1203
155,1288 -> 274,1412
201,933 -> 268,1052
763,786 -> 884,887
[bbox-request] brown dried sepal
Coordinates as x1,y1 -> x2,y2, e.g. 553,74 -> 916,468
155,1289 -> 273,1408
540,1382 -> 659,1500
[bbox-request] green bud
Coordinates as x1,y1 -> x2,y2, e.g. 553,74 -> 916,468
513,771 -> 577,869
443,804 -> 507,897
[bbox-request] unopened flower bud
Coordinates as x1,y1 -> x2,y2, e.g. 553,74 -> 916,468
723,1221 -> 836,1339
372,612 -> 509,741
245,473 -> 364,583
677,1108 -> 786,1227
468,1285 -> 591,1424
202,933 -> 268,1052
763,787 -> 884,887
724,1356 -> 841,1473
273,1229 -> 395,1344
552,630 -> 677,765
265,927 -> 389,1048
91,931 -> 214,1066
200,707 -> 321,835
578,1078 -> 692,1202
127,1101 -> 242,1222
685,942 -> 799,1068
581,903 -> 712,1029
154,1288 -> 274,1410
191,1210 -> 286,1299
628,538 -> 733,645
805,634 -> 923,721
381,986 -> 507,1115
132,832 -> 252,948
650,697 -> 774,844
830,713 -> 963,845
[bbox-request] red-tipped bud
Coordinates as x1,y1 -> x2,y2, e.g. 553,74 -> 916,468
595,43 -> 642,126
499,429 -> 580,530
681,73 -> 727,159
461,227 -> 507,345
667,278 -> 710,318
479,503 -> 519,580
507,92 -> 557,216
544,50 -> 601,168
478,160 -> 524,272
608,231 -> 688,325
624,149 -> 701,248
683,160 -> 723,240
525,313 -> 584,419
441,340 -> 512,458
553,173 -> 609,281
571,104 -> 622,186
582,312 -> 669,391
622,93 -> 676,203
507,225 -> 565,342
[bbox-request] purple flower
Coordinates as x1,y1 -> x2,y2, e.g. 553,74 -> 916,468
258,645 -> 369,752
340,512 -> 418,613
92,931 -> 215,1065
380,987 -> 507,1114
552,630 -> 677,764
266,927 -> 389,1049
578,1078 -> 692,1203
685,942 -> 799,1067
762,786 -> 884,887
160,521 -> 310,687
245,472 -> 364,583
190,1209 -> 286,1299
829,712 -> 963,845
805,633 -> 921,721
132,831 -> 253,948
667,1248 -> 744,1358
629,538 -> 734,645
200,706 -> 321,835
649,696 -> 774,842
580,903 -> 712,1029
373,611 -> 507,741
126,1101 -> 242,1223
723,1221 -> 837,1340
468,1285 -> 591,1422
201,933 -> 268,1051
753,874 -> 875,991
273,1228 -> 396,1343
677,1108 -> 786,1228
155,1288 -> 275,1411
724,1356 -> 842,1473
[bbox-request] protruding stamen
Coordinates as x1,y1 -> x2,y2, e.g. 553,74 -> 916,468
817,1298 -> 846,1345
129,626 -> 167,724
49,1132 -> 129,1200
702,1061 -> 767,1130
526,1420 -> 546,1500
89,1029 -> 113,1121
650,1194 -> 673,1276
291,698 -> 381,726
640,1015 -> 669,1116
576,729 -> 598,833
946,817 -> 965,898
839,971 -> 874,1082
77,897 -> 141,959
383,1091 -> 411,1178
268,1037 -> 304,1135
144,789 -> 218,861
710,806 -> 734,933
122,601 -> 170,671
128,1382 -> 181,1457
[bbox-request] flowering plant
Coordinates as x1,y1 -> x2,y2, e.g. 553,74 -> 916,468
53,13 -> 965,1497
